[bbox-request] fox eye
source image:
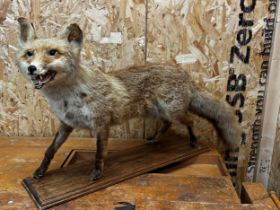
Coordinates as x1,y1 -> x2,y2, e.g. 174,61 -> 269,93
48,49 -> 57,56
26,50 -> 33,57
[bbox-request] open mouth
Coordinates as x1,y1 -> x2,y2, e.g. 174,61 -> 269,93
31,70 -> 57,89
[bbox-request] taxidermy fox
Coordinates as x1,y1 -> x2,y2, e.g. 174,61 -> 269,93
16,17 -> 241,181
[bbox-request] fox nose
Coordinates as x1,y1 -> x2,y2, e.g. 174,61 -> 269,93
28,65 -> 37,75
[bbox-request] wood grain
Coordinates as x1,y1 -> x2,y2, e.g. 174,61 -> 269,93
22,138 -> 210,209
62,149 -> 229,177
136,200 -> 276,210
241,182 -> 277,209
0,136 -> 277,210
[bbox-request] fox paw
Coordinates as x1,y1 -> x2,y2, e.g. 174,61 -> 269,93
189,137 -> 198,148
146,136 -> 158,144
33,168 -> 45,179
90,169 -> 102,181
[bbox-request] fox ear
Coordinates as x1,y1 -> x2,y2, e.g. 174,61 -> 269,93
17,17 -> 36,46
61,23 -> 83,46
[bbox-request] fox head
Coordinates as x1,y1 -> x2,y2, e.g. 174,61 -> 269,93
16,17 -> 83,89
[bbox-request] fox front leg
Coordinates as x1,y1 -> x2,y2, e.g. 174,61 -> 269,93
90,127 -> 109,181
33,122 -> 73,179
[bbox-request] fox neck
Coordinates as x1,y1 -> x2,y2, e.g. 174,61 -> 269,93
42,72 -> 79,94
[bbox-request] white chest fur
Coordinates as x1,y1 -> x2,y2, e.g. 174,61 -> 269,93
42,87 -> 93,129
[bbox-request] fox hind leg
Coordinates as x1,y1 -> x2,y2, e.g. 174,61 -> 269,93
146,101 -> 172,143
146,120 -> 171,143
178,116 -> 197,147
187,125 -> 197,147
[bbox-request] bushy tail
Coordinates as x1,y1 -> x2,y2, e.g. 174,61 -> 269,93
189,90 -> 241,151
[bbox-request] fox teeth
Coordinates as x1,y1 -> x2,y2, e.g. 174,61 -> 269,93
40,75 -> 43,80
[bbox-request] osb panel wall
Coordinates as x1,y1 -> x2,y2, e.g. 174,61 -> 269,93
0,0 -> 145,138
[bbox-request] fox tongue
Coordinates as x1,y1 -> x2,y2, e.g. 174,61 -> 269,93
31,71 -> 56,89
41,73 -> 52,83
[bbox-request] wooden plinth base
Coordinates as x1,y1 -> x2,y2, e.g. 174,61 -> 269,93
22,138 -> 209,209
